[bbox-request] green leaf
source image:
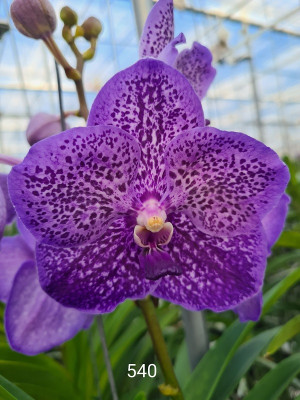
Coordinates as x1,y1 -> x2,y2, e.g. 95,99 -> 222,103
211,328 -> 279,400
174,341 -> 191,388
0,374 -> 34,400
275,231 -> 300,248
183,321 -> 251,400
267,250 -> 300,273
103,300 -> 136,346
266,315 -> 300,355
262,268 -> 300,314
0,344 -> 80,400
62,330 -> 95,400
133,392 -> 147,400
183,268 -> 300,400
243,353 -> 300,400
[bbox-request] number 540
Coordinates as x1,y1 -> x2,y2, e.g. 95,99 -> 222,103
127,364 -> 157,378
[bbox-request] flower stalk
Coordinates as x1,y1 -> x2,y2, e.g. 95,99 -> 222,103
137,297 -> 185,400
0,154 -> 22,166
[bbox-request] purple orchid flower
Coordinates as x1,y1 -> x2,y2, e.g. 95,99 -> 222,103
140,0 -> 216,100
8,53 -> 289,321
0,218 -> 93,355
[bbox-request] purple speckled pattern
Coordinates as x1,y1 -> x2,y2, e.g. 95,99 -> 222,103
158,32 -> 186,67
234,291 -> 263,322
5,261 -> 93,355
154,213 -> 267,311
36,218 -> 156,313
7,30 -> 289,317
262,193 -> 290,251
163,127 -> 290,237
0,235 -> 33,302
88,59 -> 204,199
175,42 -> 216,100
8,125 -> 141,247
139,0 -> 174,58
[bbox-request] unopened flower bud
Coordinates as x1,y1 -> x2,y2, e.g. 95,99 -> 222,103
10,0 -> 57,40
26,113 -> 70,146
60,6 -> 78,27
62,25 -> 73,44
81,17 -> 102,41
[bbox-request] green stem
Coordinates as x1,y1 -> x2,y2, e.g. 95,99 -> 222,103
43,34 -> 88,120
137,297 -> 185,400
74,79 -> 89,121
68,39 -> 89,121
43,35 -> 80,80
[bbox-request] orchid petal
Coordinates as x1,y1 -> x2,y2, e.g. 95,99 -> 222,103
0,174 -> 15,224
158,32 -> 186,67
36,218 -> 155,313
5,261 -> 93,355
88,59 -> 204,199
0,235 -> 33,302
163,127 -> 289,237
139,0 -> 174,58
0,188 -> 6,240
234,291 -> 262,322
154,213 -> 268,313
17,218 -> 36,252
262,193 -> 290,251
175,42 -> 216,100
8,125 -> 141,247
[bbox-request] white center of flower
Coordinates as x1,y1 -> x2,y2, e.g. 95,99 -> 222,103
136,199 -> 167,233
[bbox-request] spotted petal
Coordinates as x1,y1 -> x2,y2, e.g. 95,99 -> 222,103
139,0 -> 174,58
88,59 -> 204,199
163,127 -> 289,237
8,125 -> 141,247
5,261 -> 93,355
262,193 -> 290,251
175,42 -> 216,100
153,213 -> 268,313
0,235 -> 33,302
36,218 -> 154,312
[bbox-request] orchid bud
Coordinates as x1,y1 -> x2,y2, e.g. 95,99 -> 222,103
81,17 -> 102,41
60,6 -> 78,27
26,113 -> 69,146
62,25 -> 73,44
10,0 -> 57,40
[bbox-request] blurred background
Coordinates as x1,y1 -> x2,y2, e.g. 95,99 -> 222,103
0,0 -> 299,167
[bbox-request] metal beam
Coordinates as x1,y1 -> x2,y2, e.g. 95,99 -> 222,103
132,0 -> 153,37
171,2 -> 300,38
